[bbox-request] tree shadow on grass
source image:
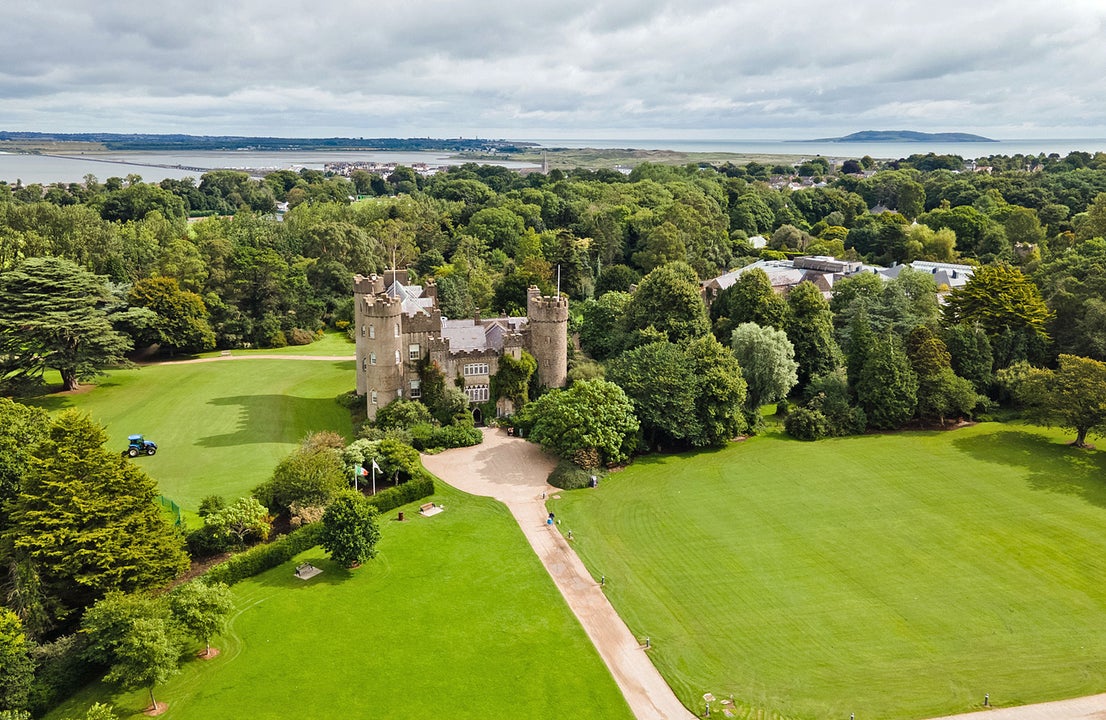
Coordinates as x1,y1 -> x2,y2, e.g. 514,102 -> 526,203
952,428 -> 1106,508
196,395 -> 344,447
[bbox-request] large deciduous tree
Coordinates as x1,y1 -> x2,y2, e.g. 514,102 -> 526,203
684,334 -> 748,446
622,261 -> 709,345
520,379 -> 639,467
126,276 -> 215,354
607,342 -> 700,449
1016,354 -> 1106,447
3,411 -> 189,618
0,257 -> 132,391
253,445 -> 347,515
320,491 -> 381,568
730,322 -> 798,413
710,267 -> 788,341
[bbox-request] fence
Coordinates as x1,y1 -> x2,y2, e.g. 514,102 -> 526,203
157,495 -> 183,527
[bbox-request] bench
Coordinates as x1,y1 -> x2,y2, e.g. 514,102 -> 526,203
294,562 -> 322,580
419,502 -> 443,517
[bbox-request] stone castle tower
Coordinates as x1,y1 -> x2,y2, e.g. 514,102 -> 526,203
526,287 -> 568,389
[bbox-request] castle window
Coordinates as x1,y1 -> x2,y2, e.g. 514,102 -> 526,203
361,357 -> 367,371
369,324 -> 375,339
409,379 -> 421,398
370,352 -> 377,365
464,384 -> 489,403
370,390 -> 378,405
409,343 -> 421,360
395,350 -> 401,365
463,363 -> 489,376
394,322 -> 400,337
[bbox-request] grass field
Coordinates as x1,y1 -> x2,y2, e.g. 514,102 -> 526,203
44,483 -> 635,720
28,356 -> 355,512
551,423 -> 1106,720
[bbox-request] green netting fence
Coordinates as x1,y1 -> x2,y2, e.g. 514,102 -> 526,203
157,495 -> 183,527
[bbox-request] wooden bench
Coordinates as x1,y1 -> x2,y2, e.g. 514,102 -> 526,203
419,502 -> 443,517
294,562 -> 322,580
420,503 -> 435,513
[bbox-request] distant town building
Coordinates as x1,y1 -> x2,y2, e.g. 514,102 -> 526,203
353,270 -> 568,421
702,255 -> 872,304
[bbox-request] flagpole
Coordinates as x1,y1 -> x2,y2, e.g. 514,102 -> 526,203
372,460 -> 377,496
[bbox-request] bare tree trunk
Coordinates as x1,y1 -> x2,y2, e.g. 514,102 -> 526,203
1076,426 -> 1089,447
149,686 -> 157,709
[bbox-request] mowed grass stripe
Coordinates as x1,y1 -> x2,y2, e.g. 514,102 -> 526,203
30,359 -> 355,511
553,423 -> 1106,720
45,484 -> 635,720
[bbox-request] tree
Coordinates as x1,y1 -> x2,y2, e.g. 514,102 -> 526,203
622,261 -> 709,345
520,379 -> 639,466
579,291 -> 631,361
607,342 -> 700,449
105,617 -> 182,712
594,264 -> 639,297
253,446 -> 347,514
320,491 -> 381,568
0,609 -> 33,713
785,281 -> 843,389
684,334 -> 748,446
0,257 -> 132,390
856,337 -> 918,429
168,581 -> 234,657
944,264 -> 1052,368
906,326 -> 980,424
710,268 -> 788,341
730,323 -> 798,413
4,411 -> 189,618
203,497 -> 271,546
126,276 -> 215,354
1018,355 -> 1106,447
0,399 -> 50,536
373,398 -> 433,431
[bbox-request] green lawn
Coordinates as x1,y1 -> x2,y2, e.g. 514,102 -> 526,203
551,423 -> 1106,720
28,358 -> 355,512
44,484 -> 634,720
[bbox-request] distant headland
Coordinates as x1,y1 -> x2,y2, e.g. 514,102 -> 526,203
804,130 -> 998,143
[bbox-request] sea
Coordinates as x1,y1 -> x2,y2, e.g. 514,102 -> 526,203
2,138 -> 1105,185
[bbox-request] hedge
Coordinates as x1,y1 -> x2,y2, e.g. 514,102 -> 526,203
203,523 -> 324,585
200,477 -> 435,584
366,475 -> 434,515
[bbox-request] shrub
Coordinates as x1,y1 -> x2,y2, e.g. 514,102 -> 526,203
197,494 -> 226,518
287,328 -> 314,345
186,525 -> 232,558
409,423 -> 483,451
335,390 -> 364,411
253,446 -> 347,514
784,406 -> 829,441
203,523 -> 325,586
374,398 -> 433,431
26,634 -> 97,716
366,476 -> 435,515
548,460 -> 607,490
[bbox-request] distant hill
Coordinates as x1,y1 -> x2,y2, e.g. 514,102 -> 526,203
806,130 -> 998,143
0,131 -> 538,153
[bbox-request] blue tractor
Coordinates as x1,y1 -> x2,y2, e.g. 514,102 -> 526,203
125,434 -> 157,457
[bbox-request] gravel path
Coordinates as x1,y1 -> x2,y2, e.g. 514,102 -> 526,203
925,694 -> 1106,720
421,428 -> 696,720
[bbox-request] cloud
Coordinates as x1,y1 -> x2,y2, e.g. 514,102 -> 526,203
2,0 -> 1105,138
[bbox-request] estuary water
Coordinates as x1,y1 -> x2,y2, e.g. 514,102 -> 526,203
0,149 -> 539,185
3,138 -> 1106,185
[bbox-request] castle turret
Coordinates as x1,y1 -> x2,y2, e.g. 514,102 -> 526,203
526,287 -> 568,389
354,275 -> 405,420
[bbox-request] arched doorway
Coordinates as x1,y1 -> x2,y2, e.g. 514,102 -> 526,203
472,407 -> 484,426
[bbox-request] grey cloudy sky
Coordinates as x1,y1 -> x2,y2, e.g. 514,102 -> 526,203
3,0 -> 1105,140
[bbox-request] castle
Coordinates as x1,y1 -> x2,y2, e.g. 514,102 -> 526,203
353,270 -> 568,421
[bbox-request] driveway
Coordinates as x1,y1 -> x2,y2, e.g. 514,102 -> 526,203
421,428 -> 696,720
